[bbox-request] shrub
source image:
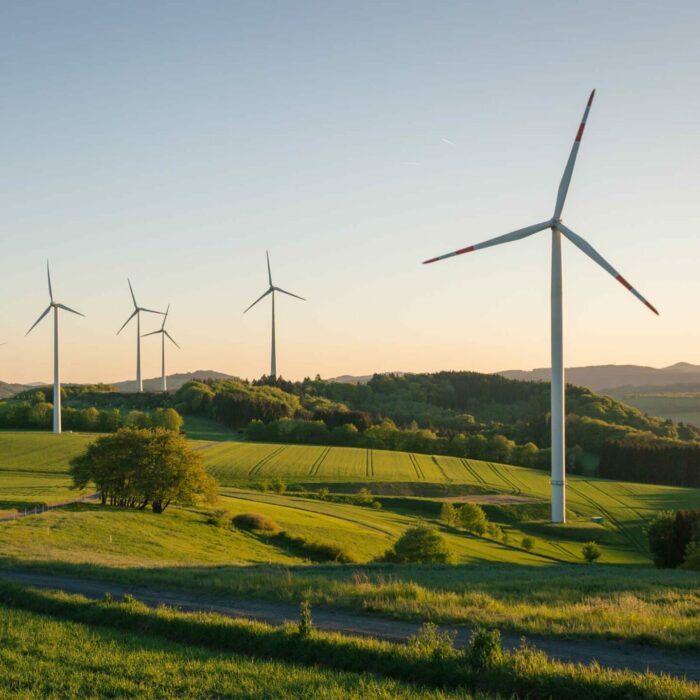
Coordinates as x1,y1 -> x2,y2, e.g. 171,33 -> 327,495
273,532 -> 356,563
464,627 -> 503,671
459,502 -> 488,535
206,509 -> 231,528
407,622 -> 456,661
681,542 -> 700,570
232,513 -> 280,532
440,502 -> 458,526
317,488 -> 329,500
521,536 -> 535,552
355,487 -> 373,505
382,526 -> 454,564
582,541 -> 601,563
298,600 -> 314,639
271,477 -> 287,494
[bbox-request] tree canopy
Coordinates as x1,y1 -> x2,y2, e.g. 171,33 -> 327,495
70,428 -> 217,513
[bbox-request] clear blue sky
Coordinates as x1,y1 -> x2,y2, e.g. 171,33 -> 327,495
1,1 -> 698,383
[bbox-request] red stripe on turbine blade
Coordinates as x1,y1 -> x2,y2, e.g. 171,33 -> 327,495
575,122 -> 586,142
422,257 -> 440,264
616,274 -> 633,291
645,300 -> 660,315
588,89 -> 596,107
455,245 -> 475,256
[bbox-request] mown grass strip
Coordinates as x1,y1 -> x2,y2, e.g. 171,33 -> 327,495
0,582 -> 695,700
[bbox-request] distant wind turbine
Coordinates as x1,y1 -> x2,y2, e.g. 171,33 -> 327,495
26,262 -> 85,434
422,91 -> 658,524
142,304 -> 180,392
244,251 -> 305,379
117,280 -> 164,393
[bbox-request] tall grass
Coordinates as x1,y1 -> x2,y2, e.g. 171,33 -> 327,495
0,582 -> 695,700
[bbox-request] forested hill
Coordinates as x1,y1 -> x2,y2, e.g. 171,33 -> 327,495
175,371 -> 700,486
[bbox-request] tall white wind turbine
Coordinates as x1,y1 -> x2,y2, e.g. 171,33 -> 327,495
244,251 -> 305,379
423,91 -> 658,523
142,304 -> 180,391
117,280 -> 164,393
26,262 -> 85,434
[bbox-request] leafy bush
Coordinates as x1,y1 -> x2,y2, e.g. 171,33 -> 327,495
647,510 -> 700,568
273,532 -> 356,563
298,600 -> 314,639
232,513 -> 280,532
440,502 -> 458,526
407,622 -> 456,661
206,509 -> 232,528
459,502 -> 488,535
381,526 -> 453,564
464,627 -> 503,671
582,541 -> 602,563
521,536 -> 535,552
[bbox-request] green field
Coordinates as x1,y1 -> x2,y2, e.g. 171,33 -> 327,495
1,429 -> 699,651
0,603 -> 478,700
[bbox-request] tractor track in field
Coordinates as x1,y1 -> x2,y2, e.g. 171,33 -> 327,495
460,459 -> 487,486
308,447 -> 331,477
220,492 -> 395,536
365,449 -> 374,478
248,446 -> 288,476
1,569 -> 698,683
408,453 -> 425,480
567,483 -> 644,553
431,456 -> 452,482
487,463 -> 521,495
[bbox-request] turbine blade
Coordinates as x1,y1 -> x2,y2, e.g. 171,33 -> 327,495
266,250 -> 273,287
554,90 -> 596,219
117,309 -> 138,334
141,330 -> 162,337
422,221 -> 551,264
557,223 -> 659,315
274,286 -> 306,301
161,303 -> 170,330
128,279 -> 137,308
26,305 -> 52,336
46,261 -> 54,302
165,330 -> 181,349
243,288 -> 272,313
140,307 -> 166,315
56,303 -> 85,317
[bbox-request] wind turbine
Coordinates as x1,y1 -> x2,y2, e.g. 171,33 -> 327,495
142,304 -> 180,392
26,262 -> 84,434
244,251 -> 305,379
422,91 -> 658,524
117,280 -> 164,393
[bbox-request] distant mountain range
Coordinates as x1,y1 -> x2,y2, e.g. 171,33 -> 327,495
4,364 -> 700,398
498,363 -> 700,393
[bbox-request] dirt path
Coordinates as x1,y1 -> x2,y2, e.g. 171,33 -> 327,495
0,569 -> 697,682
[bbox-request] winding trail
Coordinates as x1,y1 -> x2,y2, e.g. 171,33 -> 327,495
0,569 -> 697,683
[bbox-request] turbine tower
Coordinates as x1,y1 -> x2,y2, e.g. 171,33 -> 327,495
117,280 -> 164,393
244,251 -> 305,379
423,91 -> 658,524
26,262 -> 85,434
142,304 -> 180,391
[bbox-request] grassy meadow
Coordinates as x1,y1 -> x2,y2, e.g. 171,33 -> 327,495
0,602 -> 482,700
1,429 -> 699,653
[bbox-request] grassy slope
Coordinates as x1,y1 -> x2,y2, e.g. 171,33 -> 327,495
0,604 -> 477,700
4,430 -> 700,564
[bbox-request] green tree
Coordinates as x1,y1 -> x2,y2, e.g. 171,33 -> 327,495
70,428 -> 217,513
382,525 -> 453,564
582,541 -> 602,563
647,511 -> 677,568
440,502 -> 458,526
459,502 -> 488,535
